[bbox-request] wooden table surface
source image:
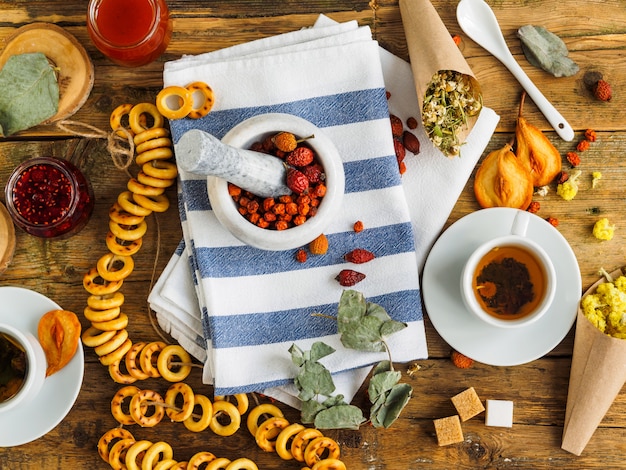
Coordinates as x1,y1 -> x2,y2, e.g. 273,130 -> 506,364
1,0 -> 626,468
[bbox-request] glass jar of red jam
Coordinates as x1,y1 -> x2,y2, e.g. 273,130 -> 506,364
4,157 -> 94,239
87,0 -> 172,67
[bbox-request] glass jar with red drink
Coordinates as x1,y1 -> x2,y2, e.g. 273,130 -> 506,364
87,0 -> 172,67
4,157 -> 95,239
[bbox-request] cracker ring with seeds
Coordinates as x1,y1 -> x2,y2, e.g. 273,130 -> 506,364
135,136 -> 173,155
303,436 -> 341,468
97,253 -> 135,282
215,393 -> 249,415
135,146 -> 174,166
125,341 -> 151,380
84,305 -> 121,323
209,400 -> 241,436
187,451 -> 217,469
137,170 -> 176,189
153,459 -> 180,470
109,202 -> 145,226
128,102 -> 164,135
94,328 -> 129,356
118,191 -> 153,217
225,458 -> 258,470
109,219 -> 148,241
125,439 -> 154,470
311,459 -> 347,470
186,81 -> 215,119
83,267 -> 124,295
140,341 -> 167,378
106,232 -> 143,257
133,193 -> 170,213
164,382 -> 195,422
127,177 -> 165,197
108,437 -> 136,470
183,394 -> 213,432
108,359 -> 138,384
100,338 -> 133,366
275,423 -> 305,460
130,390 -> 165,427
157,344 -> 192,382
142,441 -> 174,470
134,126 -> 170,146
205,457 -> 231,469
110,103 -> 134,137
290,428 -> 323,462
92,312 -> 129,332
255,416 -> 290,452
110,385 -> 143,425
142,160 -> 178,180
156,86 -> 194,120
81,326 -> 116,348
247,403 -> 284,437
88,292 -> 125,311
98,427 -> 135,463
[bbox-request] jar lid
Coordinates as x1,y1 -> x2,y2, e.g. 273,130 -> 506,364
0,202 -> 16,274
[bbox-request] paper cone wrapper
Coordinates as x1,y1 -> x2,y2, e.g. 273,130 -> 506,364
561,310 -> 626,455
399,0 -> 482,148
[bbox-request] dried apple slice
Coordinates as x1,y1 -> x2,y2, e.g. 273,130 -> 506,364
37,309 -> 82,376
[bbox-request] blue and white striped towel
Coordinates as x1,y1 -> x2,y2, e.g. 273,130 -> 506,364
162,20 -> 427,395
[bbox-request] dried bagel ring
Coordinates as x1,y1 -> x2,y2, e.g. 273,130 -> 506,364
275,423 -> 305,460
83,267 -> 123,296
255,416 -> 290,452
247,403 -> 284,437
290,428 -> 324,462
311,459 -> 347,470
84,305 -> 121,323
303,436 -> 341,468
100,338 -> 133,366
81,326 -> 116,348
141,441 -> 174,470
97,253 -> 135,282
95,328 -> 129,357
110,103 -> 134,137
183,394 -> 213,432
106,232 -> 144,257
225,458 -> 258,470
118,191 -> 153,217
156,86 -> 193,120
130,389 -> 165,427
137,171 -> 175,189
135,136 -> 173,155
125,439 -> 154,470
214,393 -> 249,415
109,219 -> 148,242
139,341 -> 167,378
142,160 -> 177,180
127,177 -> 165,197
108,437 -> 136,470
109,358 -> 138,384
186,81 -> 215,119
92,312 -> 129,332
109,202 -> 145,226
88,292 -> 125,311
135,146 -> 174,166
134,126 -> 169,146
110,385 -> 142,425
164,382 -> 195,422
125,341 -> 151,380
98,427 -> 135,463
129,102 -> 164,135
209,400 -> 241,436
157,344 -> 192,382
205,457 -> 231,470
171,462 -> 189,470
153,459 -> 180,470
133,193 -> 170,213
187,451 -> 217,469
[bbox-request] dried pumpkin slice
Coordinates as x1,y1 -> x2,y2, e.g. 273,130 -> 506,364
474,142 -> 534,210
37,309 -> 82,376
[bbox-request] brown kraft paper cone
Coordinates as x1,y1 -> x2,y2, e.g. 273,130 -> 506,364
561,310 -> 626,455
398,0 -> 481,146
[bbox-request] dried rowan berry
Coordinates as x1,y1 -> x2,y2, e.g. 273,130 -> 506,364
285,202 -> 298,215
286,168 -> 309,194
394,139 -> 406,163
389,114 -> 404,137
295,249 -> 307,263
293,215 -> 307,225
261,136 -> 276,153
576,140 -> 590,152
451,350 -> 473,369
451,34 -> 462,47
555,171 -> 569,184
402,131 -> 420,154
353,220 -> 364,233
344,248 -> 375,264
228,183 -> 242,197
302,163 -> 324,183
566,152 -> 580,167
546,216 -> 559,227
593,79 -> 612,101
286,147 -> 315,167
406,116 -> 418,129
272,132 -> 298,152
584,129 -> 597,142
309,233 -> 329,255
336,269 -> 366,287
311,183 -> 326,198
527,201 -> 540,213
275,220 -> 289,231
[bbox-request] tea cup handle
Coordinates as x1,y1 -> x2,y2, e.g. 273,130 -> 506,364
511,210 -> 530,237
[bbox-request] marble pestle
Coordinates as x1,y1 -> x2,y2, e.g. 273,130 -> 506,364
174,129 -> 291,198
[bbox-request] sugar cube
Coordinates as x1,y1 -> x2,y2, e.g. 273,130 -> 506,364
433,415 -> 464,446
451,387 -> 485,421
485,399 -> 514,427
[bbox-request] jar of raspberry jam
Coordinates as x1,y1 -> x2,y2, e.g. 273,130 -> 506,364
4,157 -> 94,238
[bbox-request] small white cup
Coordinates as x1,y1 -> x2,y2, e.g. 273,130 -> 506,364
460,210 -> 556,328
0,323 -> 46,413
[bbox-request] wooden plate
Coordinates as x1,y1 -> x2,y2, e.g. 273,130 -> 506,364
0,23 -> 94,123
0,202 -> 16,274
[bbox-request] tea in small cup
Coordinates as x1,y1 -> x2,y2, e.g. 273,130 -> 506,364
460,210 -> 556,328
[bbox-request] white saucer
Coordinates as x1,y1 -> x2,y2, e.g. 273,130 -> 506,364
0,286 -> 84,447
422,207 -> 581,366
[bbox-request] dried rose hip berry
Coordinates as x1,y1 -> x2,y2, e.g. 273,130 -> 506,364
344,248 -> 375,264
286,147 -> 315,167
393,139 -> 406,163
389,114 -> 403,138
402,131 -> 420,154
302,163 -> 324,184
286,168 -> 310,195
406,116 -> 418,129
336,269 -> 366,286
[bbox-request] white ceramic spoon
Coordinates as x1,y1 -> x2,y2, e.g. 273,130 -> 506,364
456,0 -> 574,141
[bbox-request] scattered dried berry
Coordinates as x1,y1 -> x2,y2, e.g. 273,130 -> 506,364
527,201 -> 540,213
451,350 -> 473,369
576,140 -> 590,152
344,248 -> 375,264
585,129 -> 597,142
593,79 -> 612,101
385,90 -> 391,100
286,146 -> 315,167
353,220 -> 364,233
402,131 -> 420,154
394,139 -> 406,163
555,171 -> 569,184
546,216 -> 559,227
295,249 -> 307,263
286,168 -> 309,194
406,116 -> 418,129
301,163 -> 324,184
336,269 -> 366,286
309,233 -> 329,255
566,151 -> 580,167
389,114 -> 404,137
398,161 -> 407,175
451,34 -> 462,47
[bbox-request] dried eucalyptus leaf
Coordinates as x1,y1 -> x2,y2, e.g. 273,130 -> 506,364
0,52 -> 59,136
337,289 -> 367,331
371,360 -> 392,376
517,25 -> 579,77
380,319 -> 407,337
370,383 -> 413,429
313,404 -> 365,430
294,360 -> 336,398
289,343 -> 306,367
301,399 -> 327,424
308,341 -> 335,363
368,369 -> 402,401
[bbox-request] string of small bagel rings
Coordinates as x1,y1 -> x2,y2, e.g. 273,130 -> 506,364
81,83 -> 347,470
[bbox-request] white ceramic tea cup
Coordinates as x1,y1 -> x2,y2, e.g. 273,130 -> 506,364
460,210 -> 557,328
0,323 -> 46,413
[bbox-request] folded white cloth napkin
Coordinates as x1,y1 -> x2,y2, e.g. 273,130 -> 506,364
150,15 -> 499,400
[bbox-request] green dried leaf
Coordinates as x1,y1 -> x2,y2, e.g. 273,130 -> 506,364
301,399 -> 326,424
380,319 -> 407,337
371,360 -> 392,376
313,404 -> 366,430
294,360 -> 336,399
0,52 -> 59,136
289,343 -> 306,367
337,290 -> 367,332
308,341 -> 335,363
517,25 -> 579,78
370,383 -> 413,429
368,369 -> 402,402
